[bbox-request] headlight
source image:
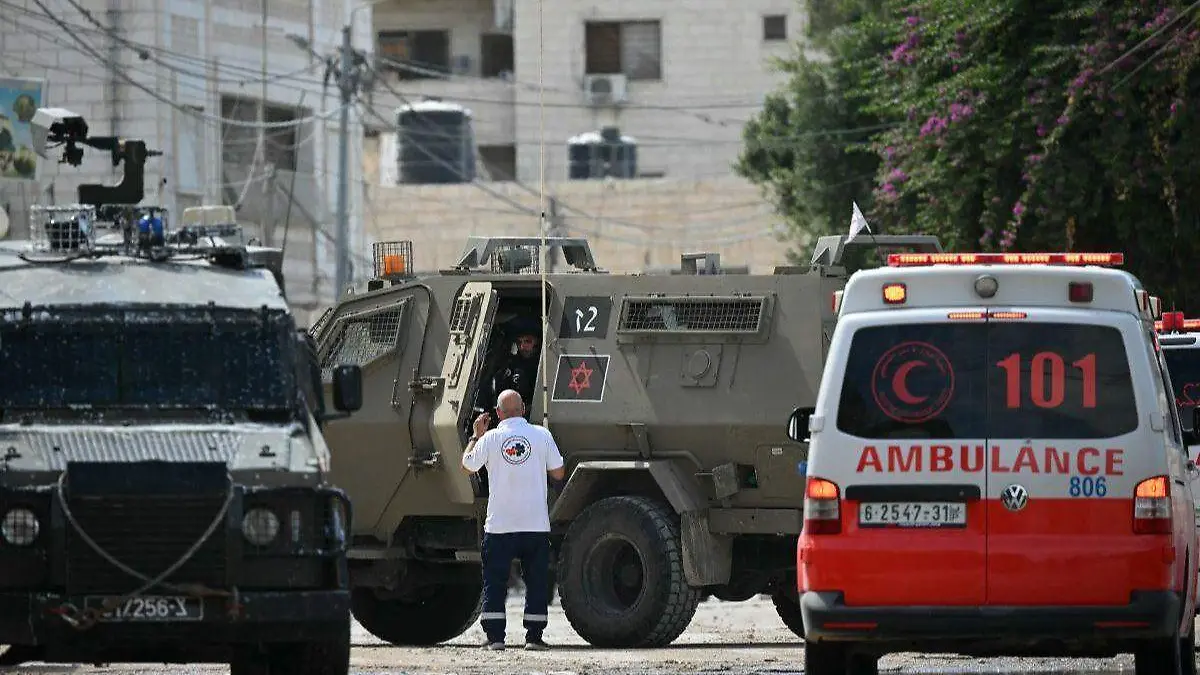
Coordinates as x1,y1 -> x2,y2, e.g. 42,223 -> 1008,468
1,508 -> 39,546
242,508 -> 280,546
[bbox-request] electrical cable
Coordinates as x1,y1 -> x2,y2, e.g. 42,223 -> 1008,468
26,0 -> 347,129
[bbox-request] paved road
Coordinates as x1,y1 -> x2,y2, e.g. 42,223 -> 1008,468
6,595 -> 1154,674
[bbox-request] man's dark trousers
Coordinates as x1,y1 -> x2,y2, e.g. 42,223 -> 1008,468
480,531 -> 550,643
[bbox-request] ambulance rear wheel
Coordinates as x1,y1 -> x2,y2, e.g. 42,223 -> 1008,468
1133,632 -> 1189,675
770,584 -> 806,640
803,641 -> 847,675
557,495 -> 702,647
350,581 -> 482,646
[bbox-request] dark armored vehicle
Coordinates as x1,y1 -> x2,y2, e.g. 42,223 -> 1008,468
0,108 -> 362,674
313,233 -> 943,648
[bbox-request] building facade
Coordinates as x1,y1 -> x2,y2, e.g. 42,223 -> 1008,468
367,0 -> 808,185
0,0 -> 372,322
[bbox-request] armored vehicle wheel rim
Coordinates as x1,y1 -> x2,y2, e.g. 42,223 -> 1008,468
584,534 -> 647,612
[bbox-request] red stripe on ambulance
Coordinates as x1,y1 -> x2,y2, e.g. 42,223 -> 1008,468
855,445 -> 1124,475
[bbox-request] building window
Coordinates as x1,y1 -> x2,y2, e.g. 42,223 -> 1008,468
480,34 -> 514,78
585,20 -> 661,81
219,95 -> 302,172
479,145 -> 516,181
763,15 -> 787,41
377,30 -> 450,80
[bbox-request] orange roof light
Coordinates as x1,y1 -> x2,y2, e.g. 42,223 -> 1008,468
887,252 -> 1125,267
382,253 -> 407,275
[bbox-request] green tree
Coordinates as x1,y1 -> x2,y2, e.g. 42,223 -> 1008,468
735,1 -> 894,262
746,0 -> 1200,306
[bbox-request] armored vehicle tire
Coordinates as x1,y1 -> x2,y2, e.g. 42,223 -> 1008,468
557,495 -> 702,648
771,584 -> 806,640
350,580 -> 482,646
229,616 -> 351,675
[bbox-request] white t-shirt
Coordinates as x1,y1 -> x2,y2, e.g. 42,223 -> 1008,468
462,416 -> 564,534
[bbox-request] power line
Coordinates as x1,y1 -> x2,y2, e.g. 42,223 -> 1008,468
23,0 -> 346,129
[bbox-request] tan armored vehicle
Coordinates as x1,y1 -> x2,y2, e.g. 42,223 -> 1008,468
312,234 -> 942,648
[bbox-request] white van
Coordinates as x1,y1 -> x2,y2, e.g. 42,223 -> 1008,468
787,252 -> 1199,675
1156,312 -> 1200,535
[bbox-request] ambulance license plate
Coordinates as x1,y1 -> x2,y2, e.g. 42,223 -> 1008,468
857,502 -> 966,528
82,595 -> 204,622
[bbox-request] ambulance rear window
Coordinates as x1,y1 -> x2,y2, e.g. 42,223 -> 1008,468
837,323 -> 1137,440
1164,348 -> 1200,430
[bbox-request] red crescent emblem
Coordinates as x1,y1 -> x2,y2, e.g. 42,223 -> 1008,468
891,360 -> 928,405
871,342 -> 955,424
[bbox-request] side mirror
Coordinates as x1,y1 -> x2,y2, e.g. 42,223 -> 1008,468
331,364 -> 363,413
787,406 -> 816,443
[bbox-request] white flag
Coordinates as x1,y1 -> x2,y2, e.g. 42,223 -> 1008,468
847,201 -> 872,243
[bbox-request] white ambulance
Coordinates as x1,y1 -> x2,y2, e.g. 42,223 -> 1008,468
1156,312 -> 1200,534
786,252 -> 1199,675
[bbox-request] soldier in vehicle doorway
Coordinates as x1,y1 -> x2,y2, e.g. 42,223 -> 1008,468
487,317 -> 540,417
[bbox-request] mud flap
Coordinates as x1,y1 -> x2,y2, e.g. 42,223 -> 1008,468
680,510 -> 732,587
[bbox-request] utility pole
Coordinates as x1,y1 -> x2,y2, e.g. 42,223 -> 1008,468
334,23 -> 355,300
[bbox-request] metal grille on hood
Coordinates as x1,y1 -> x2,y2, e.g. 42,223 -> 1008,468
19,430 -> 243,468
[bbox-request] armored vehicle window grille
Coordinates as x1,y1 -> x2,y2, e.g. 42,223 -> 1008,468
448,294 -> 481,333
618,296 -> 766,333
310,307 -> 334,339
320,303 -> 407,378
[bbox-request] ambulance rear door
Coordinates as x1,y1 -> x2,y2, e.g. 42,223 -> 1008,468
821,308 -> 989,606
983,309 -> 1153,606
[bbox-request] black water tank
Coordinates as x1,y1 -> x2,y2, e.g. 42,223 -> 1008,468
567,126 -> 637,180
396,100 -> 477,184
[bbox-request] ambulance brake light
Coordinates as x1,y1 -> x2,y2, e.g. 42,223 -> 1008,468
882,283 -> 906,305
1068,282 -> 1093,303
804,477 -> 841,535
1133,476 -> 1171,535
887,252 -> 1124,267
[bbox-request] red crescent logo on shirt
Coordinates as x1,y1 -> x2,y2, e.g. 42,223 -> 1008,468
500,436 -> 532,465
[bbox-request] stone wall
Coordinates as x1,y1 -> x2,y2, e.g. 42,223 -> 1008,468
364,175 -> 791,274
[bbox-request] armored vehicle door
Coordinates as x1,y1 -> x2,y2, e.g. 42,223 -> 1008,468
432,281 -> 499,505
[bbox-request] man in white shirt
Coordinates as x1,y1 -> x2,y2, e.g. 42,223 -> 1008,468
462,388 -> 565,651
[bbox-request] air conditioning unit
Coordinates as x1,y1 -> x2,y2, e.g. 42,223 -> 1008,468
583,74 -> 627,107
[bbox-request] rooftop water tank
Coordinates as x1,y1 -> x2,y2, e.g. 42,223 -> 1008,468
567,126 -> 637,180
396,99 -> 477,184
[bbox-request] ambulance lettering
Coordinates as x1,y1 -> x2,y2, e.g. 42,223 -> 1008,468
856,445 -> 1125,481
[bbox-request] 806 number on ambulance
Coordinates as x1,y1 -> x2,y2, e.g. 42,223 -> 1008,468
788,252 -> 1200,675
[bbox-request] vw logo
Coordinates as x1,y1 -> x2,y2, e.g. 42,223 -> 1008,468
1000,484 -> 1029,512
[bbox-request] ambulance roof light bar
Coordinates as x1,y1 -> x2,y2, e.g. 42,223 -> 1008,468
887,252 -> 1125,267
1157,311 -> 1200,333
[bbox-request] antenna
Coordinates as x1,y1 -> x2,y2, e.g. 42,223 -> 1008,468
536,0 -> 549,428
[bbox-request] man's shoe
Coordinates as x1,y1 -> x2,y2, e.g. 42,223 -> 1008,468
484,640 -> 506,650
524,638 -> 550,651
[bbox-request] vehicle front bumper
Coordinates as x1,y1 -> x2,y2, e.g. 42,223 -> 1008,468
802,590 -> 1181,655
0,590 -> 349,661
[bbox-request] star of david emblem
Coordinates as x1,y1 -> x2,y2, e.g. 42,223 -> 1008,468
568,361 -> 593,395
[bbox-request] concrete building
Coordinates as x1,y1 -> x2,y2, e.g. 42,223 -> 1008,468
0,0 -> 373,323
366,0 -> 807,185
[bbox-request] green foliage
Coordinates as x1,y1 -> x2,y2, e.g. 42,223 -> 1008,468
742,0 -> 1200,307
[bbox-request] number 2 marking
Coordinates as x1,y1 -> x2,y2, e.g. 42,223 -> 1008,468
995,352 -> 1097,409
574,306 -> 598,333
